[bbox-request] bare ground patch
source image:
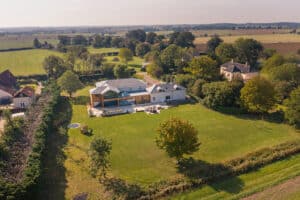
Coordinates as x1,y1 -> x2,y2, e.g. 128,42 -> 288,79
243,176 -> 300,200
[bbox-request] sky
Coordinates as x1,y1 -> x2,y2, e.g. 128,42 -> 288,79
1,0 -> 300,27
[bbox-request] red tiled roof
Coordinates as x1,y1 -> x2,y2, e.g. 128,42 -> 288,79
13,86 -> 35,98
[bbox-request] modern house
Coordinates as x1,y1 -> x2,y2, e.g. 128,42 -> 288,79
220,60 -> 258,81
13,87 -> 35,108
89,78 -> 186,108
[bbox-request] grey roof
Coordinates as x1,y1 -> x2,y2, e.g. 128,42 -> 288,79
221,62 -> 251,73
0,89 -> 12,99
148,83 -> 186,94
91,78 -> 147,95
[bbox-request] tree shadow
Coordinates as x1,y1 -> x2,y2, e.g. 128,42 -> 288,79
72,96 -> 90,105
215,107 -> 285,124
177,157 -> 245,194
35,97 -> 72,200
102,177 -> 144,200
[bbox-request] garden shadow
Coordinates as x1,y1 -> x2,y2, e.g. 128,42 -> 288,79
177,157 -> 245,194
215,107 -> 285,124
35,97 -> 72,200
102,177 -> 144,200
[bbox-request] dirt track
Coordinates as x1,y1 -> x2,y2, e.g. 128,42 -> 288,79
243,176 -> 300,200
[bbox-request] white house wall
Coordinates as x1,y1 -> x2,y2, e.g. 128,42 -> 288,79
150,90 -> 186,103
13,97 -> 33,108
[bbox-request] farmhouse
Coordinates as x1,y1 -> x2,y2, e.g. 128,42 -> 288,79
13,86 -> 35,108
220,60 -> 258,81
0,70 -> 18,105
89,78 -> 186,108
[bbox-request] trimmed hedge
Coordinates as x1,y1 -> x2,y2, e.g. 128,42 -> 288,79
0,83 -> 60,200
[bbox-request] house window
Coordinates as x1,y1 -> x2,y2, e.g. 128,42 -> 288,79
166,96 -> 171,100
152,97 -> 156,101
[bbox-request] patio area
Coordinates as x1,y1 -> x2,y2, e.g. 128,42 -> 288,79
88,103 -> 169,117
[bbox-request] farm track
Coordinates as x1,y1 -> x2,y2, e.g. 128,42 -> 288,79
2,92 -> 52,182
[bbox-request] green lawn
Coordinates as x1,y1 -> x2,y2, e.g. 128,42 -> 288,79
0,49 -> 62,75
88,47 -> 120,54
171,154 -> 300,200
64,90 -> 300,199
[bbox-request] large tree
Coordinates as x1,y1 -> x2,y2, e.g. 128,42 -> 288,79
268,63 -> 300,85
156,118 -> 200,161
119,48 -> 133,64
57,70 -> 84,97
215,43 -> 237,63
262,54 -> 285,73
33,38 -> 42,48
284,87 -> 300,128
146,63 -> 164,78
89,136 -> 112,180
113,65 -> 131,79
146,32 -> 158,44
235,38 -> 263,67
135,43 -> 151,57
185,56 -> 219,81
126,29 -> 146,42
207,35 -> 223,54
43,55 -> 69,79
202,80 -> 243,108
160,44 -> 185,73
169,32 -> 195,48
72,35 -> 88,46
241,76 -> 276,113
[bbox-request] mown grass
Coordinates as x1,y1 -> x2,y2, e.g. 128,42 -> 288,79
64,88 -> 300,199
195,34 -> 300,44
171,154 -> 300,200
0,49 -> 62,75
88,47 -> 120,54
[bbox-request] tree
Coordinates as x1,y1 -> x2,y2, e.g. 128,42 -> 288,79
89,136 -> 112,180
135,43 -> 151,57
191,79 -> 207,98
207,35 -> 223,54
43,55 -> 69,79
169,32 -> 195,48
262,48 -> 277,59
240,76 -> 276,113
111,37 -> 125,48
284,87 -> 300,128
146,63 -> 164,78
119,48 -> 133,64
202,80 -> 243,108
87,53 -> 105,70
235,38 -> 263,67
262,54 -> 285,73
126,29 -> 146,42
146,32 -> 157,44
185,56 -> 219,81
93,35 -> 104,48
268,63 -> 300,85
160,44 -> 185,73
72,35 -> 88,46
156,118 -> 200,161
215,43 -> 237,63
58,35 -> 71,45
33,38 -> 42,48
113,65 -> 131,79
57,70 -> 84,97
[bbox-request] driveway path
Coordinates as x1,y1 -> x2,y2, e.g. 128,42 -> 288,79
137,72 -> 161,86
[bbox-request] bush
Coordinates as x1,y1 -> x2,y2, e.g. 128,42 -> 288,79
202,81 -> 243,108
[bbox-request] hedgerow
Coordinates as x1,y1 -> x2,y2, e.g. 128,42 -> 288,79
138,140 -> 300,199
0,83 -> 60,200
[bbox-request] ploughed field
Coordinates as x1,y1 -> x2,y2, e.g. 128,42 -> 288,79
64,89 -> 300,199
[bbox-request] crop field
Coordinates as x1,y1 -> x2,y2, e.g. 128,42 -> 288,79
0,34 -> 58,50
63,87 -> 300,199
194,34 -> 300,44
0,49 -> 62,75
191,29 -> 294,37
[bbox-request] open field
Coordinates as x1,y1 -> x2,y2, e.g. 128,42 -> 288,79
191,29 -> 294,37
64,87 -> 300,199
171,154 -> 300,200
0,49 -> 62,75
88,47 -> 120,54
0,34 -> 58,50
195,34 -> 300,44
